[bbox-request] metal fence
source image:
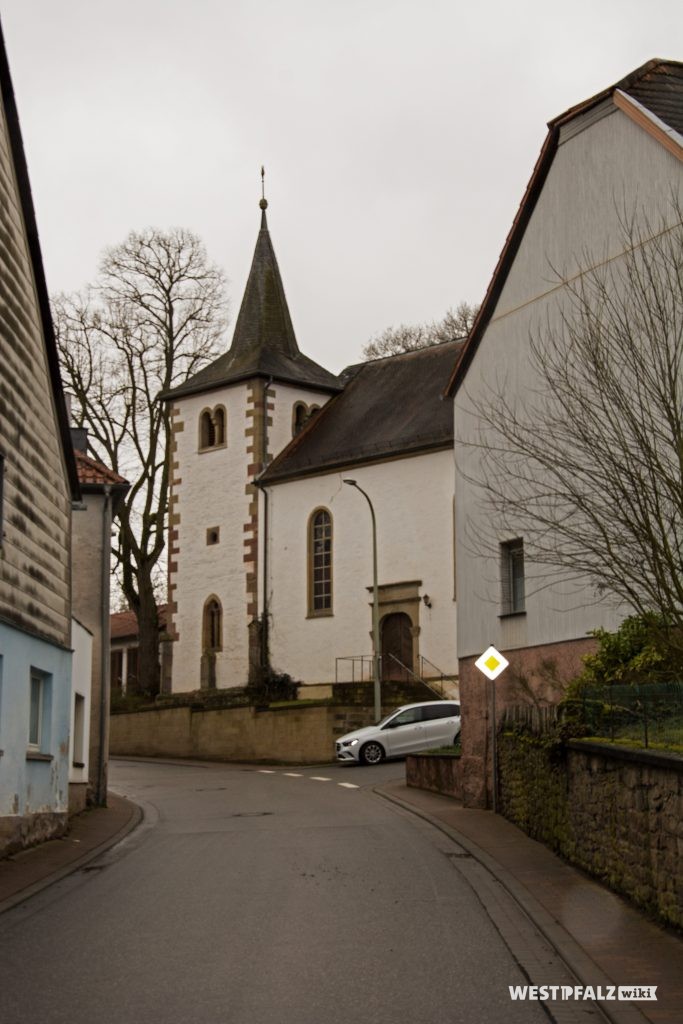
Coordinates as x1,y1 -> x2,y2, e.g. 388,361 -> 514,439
502,682 -> 683,749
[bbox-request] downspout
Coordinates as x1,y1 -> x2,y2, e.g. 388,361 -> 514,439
255,478 -> 269,672
97,484 -> 112,805
256,376 -> 274,672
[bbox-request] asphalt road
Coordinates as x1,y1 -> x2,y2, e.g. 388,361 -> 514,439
0,759 -> 548,1024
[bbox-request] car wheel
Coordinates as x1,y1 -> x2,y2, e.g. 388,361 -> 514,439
359,741 -> 385,765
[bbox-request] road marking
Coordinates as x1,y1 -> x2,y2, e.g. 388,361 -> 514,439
257,769 -> 276,774
338,782 -> 359,789
284,772 -> 302,777
310,776 -> 331,782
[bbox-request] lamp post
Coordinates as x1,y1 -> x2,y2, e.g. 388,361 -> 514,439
343,479 -> 381,723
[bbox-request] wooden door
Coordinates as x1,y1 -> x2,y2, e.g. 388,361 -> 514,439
381,613 -> 413,680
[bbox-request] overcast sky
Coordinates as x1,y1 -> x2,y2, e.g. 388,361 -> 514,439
2,1 -> 681,372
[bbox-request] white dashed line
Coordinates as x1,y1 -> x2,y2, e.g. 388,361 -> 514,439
257,770 -> 360,790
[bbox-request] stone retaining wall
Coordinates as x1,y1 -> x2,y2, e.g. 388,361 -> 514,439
406,754 -> 462,799
110,703 -> 393,765
498,735 -> 683,929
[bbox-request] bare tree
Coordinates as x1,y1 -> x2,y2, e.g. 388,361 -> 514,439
461,207 -> 683,662
363,301 -> 478,359
55,228 -> 229,695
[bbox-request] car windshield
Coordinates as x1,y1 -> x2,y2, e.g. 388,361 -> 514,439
376,710 -> 403,728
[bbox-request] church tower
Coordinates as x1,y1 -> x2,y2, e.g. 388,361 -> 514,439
166,189 -> 340,691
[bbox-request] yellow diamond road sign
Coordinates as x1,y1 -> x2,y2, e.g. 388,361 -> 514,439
475,645 -> 509,681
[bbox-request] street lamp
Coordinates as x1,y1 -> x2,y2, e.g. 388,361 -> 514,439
343,479 -> 381,723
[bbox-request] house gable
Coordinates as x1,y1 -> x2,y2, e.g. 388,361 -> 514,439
0,24 -> 78,648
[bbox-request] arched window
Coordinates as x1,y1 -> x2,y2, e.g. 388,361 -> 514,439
293,402 -> 308,437
308,508 -> 333,615
199,409 -> 214,449
202,596 -> 222,651
199,406 -> 227,451
213,406 -> 226,445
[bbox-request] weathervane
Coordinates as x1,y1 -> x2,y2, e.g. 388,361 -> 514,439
260,166 -> 268,211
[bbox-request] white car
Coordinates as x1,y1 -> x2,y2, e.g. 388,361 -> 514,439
335,700 -> 461,765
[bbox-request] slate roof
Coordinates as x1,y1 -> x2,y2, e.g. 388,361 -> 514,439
261,340 -> 464,483
167,207 -> 341,400
446,58 -> 683,399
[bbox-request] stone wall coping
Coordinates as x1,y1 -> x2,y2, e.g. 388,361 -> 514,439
568,738 -> 683,772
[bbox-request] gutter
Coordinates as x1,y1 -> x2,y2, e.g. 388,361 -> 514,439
97,484 -> 112,806
255,377 -> 274,672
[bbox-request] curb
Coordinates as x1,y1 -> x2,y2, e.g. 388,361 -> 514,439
0,797 -> 143,916
374,783 -> 650,1024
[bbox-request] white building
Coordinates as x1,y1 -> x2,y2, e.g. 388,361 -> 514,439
261,343 -> 460,688
446,59 -> 683,806
166,200 -> 462,692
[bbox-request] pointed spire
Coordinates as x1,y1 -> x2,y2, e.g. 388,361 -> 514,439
165,180 -> 342,399
227,173 -> 300,362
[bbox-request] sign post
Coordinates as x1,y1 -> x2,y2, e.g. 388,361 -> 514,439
474,645 -> 509,813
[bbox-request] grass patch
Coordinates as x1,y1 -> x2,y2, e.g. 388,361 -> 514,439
416,743 -> 461,757
576,735 -> 683,755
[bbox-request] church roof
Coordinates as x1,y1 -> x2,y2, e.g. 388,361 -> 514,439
167,205 -> 341,400
261,339 -> 464,483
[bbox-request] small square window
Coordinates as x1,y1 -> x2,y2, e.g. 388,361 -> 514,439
501,539 -> 525,615
206,527 -> 220,546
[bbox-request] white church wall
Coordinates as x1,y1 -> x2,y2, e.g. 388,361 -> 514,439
170,383 -> 252,689
453,103 -> 682,662
265,449 -> 457,685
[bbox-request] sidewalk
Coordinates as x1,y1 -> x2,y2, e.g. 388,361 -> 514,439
0,793 -> 141,914
376,779 -> 683,1024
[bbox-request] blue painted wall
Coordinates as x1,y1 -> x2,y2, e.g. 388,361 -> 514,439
0,621 -> 72,818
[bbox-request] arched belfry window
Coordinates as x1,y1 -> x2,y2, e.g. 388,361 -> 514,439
202,596 -> 222,651
308,508 -> 333,616
199,406 -> 227,451
293,402 -> 308,437
213,407 -> 225,445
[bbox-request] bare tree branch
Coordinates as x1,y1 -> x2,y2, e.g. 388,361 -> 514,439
54,227 -> 229,695
363,301 -> 478,359
458,203 -> 683,661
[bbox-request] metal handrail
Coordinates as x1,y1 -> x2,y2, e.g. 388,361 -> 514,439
335,653 -> 453,699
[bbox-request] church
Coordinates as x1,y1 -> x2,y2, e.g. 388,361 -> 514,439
165,194 -> 462,694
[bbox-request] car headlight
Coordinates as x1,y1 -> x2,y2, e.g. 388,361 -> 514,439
342,738 -> 359,747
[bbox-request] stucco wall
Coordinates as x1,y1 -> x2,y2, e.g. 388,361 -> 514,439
453,103 -> 683,663
71,491 -> 109,801
458,636 -> 596,808
265,449 -> 457,684
0,621 -> 72,856
110,703 -> 380,765
69,618 -> 92,788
